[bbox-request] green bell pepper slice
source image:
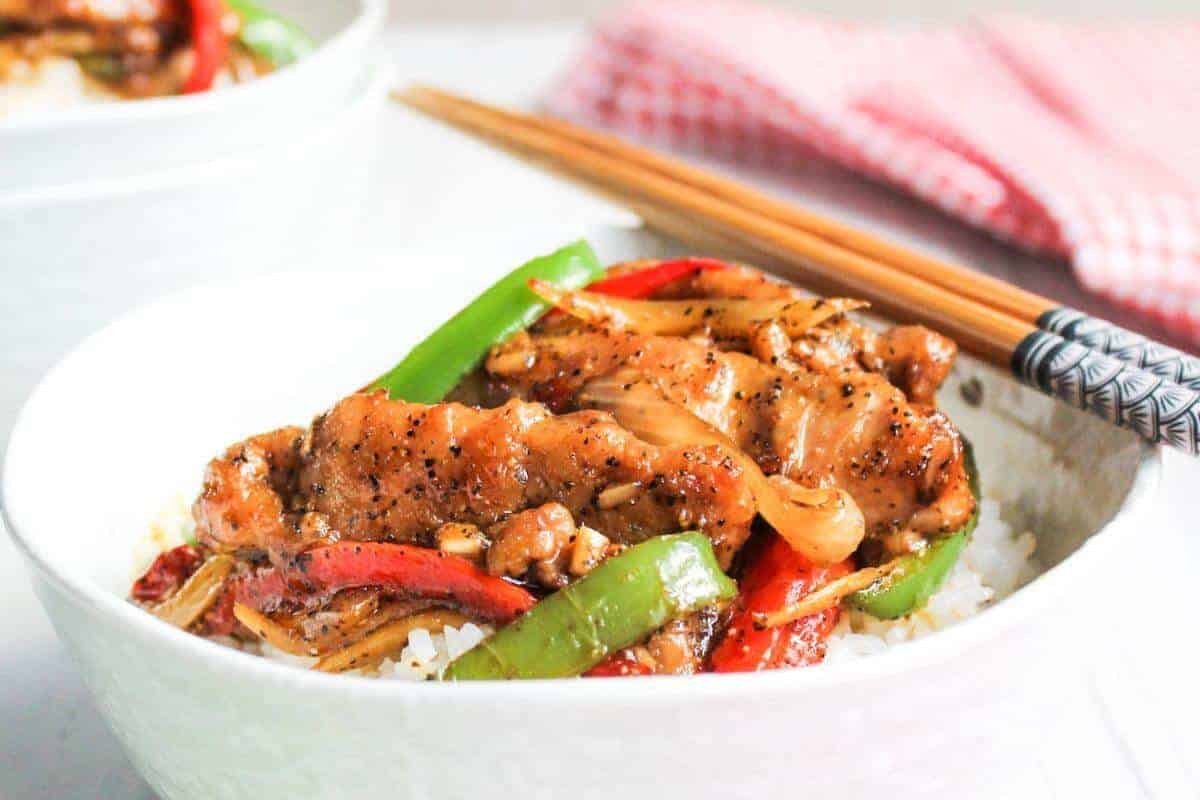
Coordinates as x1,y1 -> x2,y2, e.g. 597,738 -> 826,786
371,240 -> 605,404
225,0 -> 314,67
443,533 -> 736,680
849,440 -> 981,619
76,54 -> 127,82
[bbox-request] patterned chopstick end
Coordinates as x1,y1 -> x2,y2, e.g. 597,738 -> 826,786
1013,329 -> 1200,455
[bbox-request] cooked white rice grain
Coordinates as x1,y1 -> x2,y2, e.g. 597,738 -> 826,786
825,498 -> 1038,663
131,494 -> 195,581
377,623 -> 491,681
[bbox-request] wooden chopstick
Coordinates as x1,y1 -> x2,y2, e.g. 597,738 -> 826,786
392,85 -> 1200,455
409,87 -> 1050,319
402,85 -> 1200,394
397,85 -> 1031,366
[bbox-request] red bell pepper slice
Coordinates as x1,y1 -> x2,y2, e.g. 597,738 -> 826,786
584,649 -> 654,677
132,544 -> 205,602
183,0 -> 228,94
233,542 -> 536,624
198,582 -> 238,636
710,534 -> 851,672
586,257 -> 731,299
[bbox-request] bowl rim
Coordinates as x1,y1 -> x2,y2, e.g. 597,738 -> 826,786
0,60 -> 389,210
0,258 -> 1163,702
0,0 -> 386,133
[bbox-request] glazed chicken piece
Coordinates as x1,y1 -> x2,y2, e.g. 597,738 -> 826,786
0,0 -> 181,26
194,393 -> 758,567
0,0 -> 184,57
791,318 -> 957,406
485,502 -> 577,588
300,394 -> 757,565
484,502 -> 616,588
601,606 -> 723,676
192,426 -> 304,555
649,264 -> 957,404
486,330 -> 973,539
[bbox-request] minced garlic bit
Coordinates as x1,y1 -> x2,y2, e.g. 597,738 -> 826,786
436,523 -> 488,561
570,526 -> 611,576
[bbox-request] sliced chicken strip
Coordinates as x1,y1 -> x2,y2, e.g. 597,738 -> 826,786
639,262 -> 958,404
486,330 -> 971,536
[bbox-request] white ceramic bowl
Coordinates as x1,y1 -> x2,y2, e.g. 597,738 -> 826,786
2,227 -> 1159,800
0,59 -> 387,376
0,0 -> 386,192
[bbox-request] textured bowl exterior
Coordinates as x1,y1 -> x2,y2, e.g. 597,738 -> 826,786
0,0 -> 385,191
3,227 -> 1160,800
0,62 -> 387,345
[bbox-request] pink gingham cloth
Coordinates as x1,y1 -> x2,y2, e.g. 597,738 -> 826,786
546,2 -> 1200,346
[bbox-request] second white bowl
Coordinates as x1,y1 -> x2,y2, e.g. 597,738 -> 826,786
0,61 -> 388,388
0,0 -> 386,192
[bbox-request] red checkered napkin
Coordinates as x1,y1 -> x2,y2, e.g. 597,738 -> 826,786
546,2 -> 1200,347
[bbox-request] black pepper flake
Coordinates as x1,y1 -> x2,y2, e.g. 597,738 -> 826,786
960,376 -> 984,408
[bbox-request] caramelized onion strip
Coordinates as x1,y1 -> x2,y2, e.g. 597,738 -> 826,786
149,555 -> 235,629
233,602 -> 316,656
528,280 -> 866,339
580,372 -> 865,565
313,609 -> 472,674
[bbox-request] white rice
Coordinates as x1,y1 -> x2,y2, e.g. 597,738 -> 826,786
131,494 -> 194,582
255,623 -> 493,681
0,54 -> 252,120
0,55 -> 118,118
139,493 -> 1037,678
825,498 -> 1038,663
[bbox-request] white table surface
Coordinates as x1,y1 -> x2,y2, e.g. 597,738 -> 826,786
1,23 -> 1197,800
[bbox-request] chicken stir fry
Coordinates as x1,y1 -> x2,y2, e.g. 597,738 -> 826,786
0,0 -> 310,101
132,242 -> 978,679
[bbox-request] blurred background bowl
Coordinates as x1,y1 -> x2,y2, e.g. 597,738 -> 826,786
0,0 -> 386,192
0,60 -> 388,399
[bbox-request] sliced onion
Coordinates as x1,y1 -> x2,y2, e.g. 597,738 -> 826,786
580,372 -> 865,565
150,555 -> 235,629
313,609 -> 472,674
528,280 -> 866,339
752,558 -> 903,628
233,602 -> 315,656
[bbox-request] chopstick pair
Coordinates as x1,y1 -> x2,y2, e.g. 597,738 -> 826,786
394,85 -> 1200,456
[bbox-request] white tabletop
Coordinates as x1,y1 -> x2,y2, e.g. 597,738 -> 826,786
1,23 -> 1197,799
